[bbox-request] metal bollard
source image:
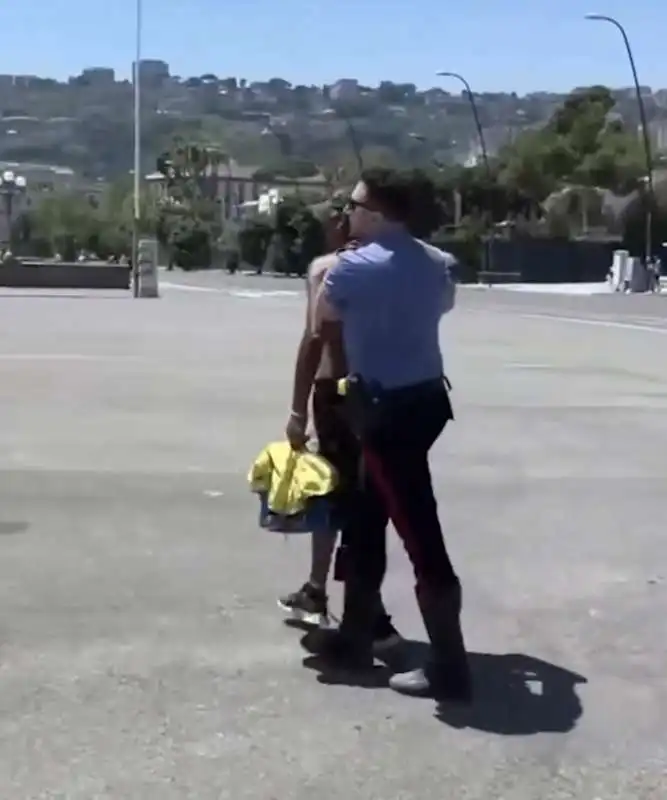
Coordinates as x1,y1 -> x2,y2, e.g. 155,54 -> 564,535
136,237 -> 159,298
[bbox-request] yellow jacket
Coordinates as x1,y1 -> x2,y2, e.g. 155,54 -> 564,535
248,441 -> 338,517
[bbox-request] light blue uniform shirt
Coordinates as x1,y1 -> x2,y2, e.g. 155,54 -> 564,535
323,231 -> 457,390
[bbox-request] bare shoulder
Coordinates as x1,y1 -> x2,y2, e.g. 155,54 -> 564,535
308,252 -> 339,287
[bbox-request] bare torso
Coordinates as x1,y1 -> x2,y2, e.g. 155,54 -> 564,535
308,253 -> 347,380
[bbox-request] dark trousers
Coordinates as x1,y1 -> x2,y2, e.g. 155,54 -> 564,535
344,382 -> 458,602
312,379 -> 359,529
313,379 -> 391,624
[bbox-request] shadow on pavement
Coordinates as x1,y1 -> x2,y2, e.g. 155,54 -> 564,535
0,521 -> 29,535
301,635 -> 587,735
435,652 -> 587,735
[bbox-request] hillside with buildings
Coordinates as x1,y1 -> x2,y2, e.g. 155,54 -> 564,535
1,60 -> 666,190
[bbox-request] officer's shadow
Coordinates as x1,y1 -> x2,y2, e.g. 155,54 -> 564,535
302,639 -> 587,736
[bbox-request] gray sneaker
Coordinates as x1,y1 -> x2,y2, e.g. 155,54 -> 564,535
278,583 -> 329,627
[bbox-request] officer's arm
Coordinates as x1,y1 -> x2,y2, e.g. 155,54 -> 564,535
419,240 -> 457,315
441,254 -> 457,315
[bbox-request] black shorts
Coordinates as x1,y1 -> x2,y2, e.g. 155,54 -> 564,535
312,379 -> 359,527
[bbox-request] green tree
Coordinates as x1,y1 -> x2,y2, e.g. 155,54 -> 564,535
155,139 -> 227,269
21,193 -> 101,259
498,86 -> 646,204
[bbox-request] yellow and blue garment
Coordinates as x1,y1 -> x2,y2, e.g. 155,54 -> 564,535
248,441 -> 338,533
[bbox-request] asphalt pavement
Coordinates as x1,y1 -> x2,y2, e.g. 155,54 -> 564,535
0,279 -> 665,798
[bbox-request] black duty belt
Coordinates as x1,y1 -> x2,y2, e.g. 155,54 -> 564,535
337,375 -> 451,398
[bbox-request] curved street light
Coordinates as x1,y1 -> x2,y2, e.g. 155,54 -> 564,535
408,133 -> 462,226
585,13 -> 654,261
437,72 -> 490,178
437,72 -> 494,277
322,108 -> 363,176
261,123 -> 299,203
261,121 -> 294,159
339,112 -> 363,175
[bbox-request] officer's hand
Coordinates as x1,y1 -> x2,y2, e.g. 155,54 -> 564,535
286,412 -> 309,450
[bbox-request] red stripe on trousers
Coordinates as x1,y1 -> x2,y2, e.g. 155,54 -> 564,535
362,446 -> 426,578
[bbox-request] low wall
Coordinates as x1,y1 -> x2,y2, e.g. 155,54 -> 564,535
0,261 -> 131,290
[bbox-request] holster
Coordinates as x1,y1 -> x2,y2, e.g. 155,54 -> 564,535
342,374 -> 454,439
342,375 -> 387,439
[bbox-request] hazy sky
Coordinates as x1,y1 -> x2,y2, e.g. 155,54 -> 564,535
1,0 -> 664,93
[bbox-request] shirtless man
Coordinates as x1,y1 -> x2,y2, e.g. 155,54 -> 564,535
279,205 -> 402,651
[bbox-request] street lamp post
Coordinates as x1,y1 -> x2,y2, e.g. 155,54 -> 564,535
322,109 -> 363,176
132,0 -> 142,297
407,132 -> 440,167
437,72 -> 490,178
261,122 -> 293,159
408,133 -> 462,226
339,112 -> 363,175
585,13 -> 654,263
437,71 -> 494,278
261,123 -> 297,203
0,170 -> 27,249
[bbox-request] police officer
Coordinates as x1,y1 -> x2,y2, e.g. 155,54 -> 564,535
307,168 -> 471,703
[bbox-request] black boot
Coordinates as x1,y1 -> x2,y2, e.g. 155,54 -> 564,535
301,579 -> 376,670
389,581 -> 472,703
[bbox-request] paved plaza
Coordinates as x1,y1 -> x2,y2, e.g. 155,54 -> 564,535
0,278 -> 665,798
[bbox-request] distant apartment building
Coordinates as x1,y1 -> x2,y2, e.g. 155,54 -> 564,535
134,60 -> 170,85
648,119 -> 667,153
79,67 -> 116,87
329,79 -> 360,103
423,88 -> 448,107
636,119 -> 667,154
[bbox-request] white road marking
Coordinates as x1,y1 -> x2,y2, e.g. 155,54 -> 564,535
161,282 -> 220,293
500,282 -> 611,296
506,362 -> 554,369
161,282 -> 299,298
520,313 -> 667,334
229,289 -> 299,298
0,354 -> 142,361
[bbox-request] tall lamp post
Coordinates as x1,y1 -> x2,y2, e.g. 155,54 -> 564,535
322,109 -> 364,176
408,133 -> 462,226
261,123 -> 296,204
338,112 -> 363,175
437,72 -> 490,178
261,121 -> 294,158
437,71 -> 493,277
0,170 -> 27,248
132,0 -> 142,297
584,14 -> 654,263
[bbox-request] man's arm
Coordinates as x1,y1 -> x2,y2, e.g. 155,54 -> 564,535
419,240 -> 457,315
289,254 -> 337,418
311,279 -> 340,337
440,252 -> 457,315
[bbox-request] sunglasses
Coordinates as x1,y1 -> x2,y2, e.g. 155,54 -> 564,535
345,198 -> 373,212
